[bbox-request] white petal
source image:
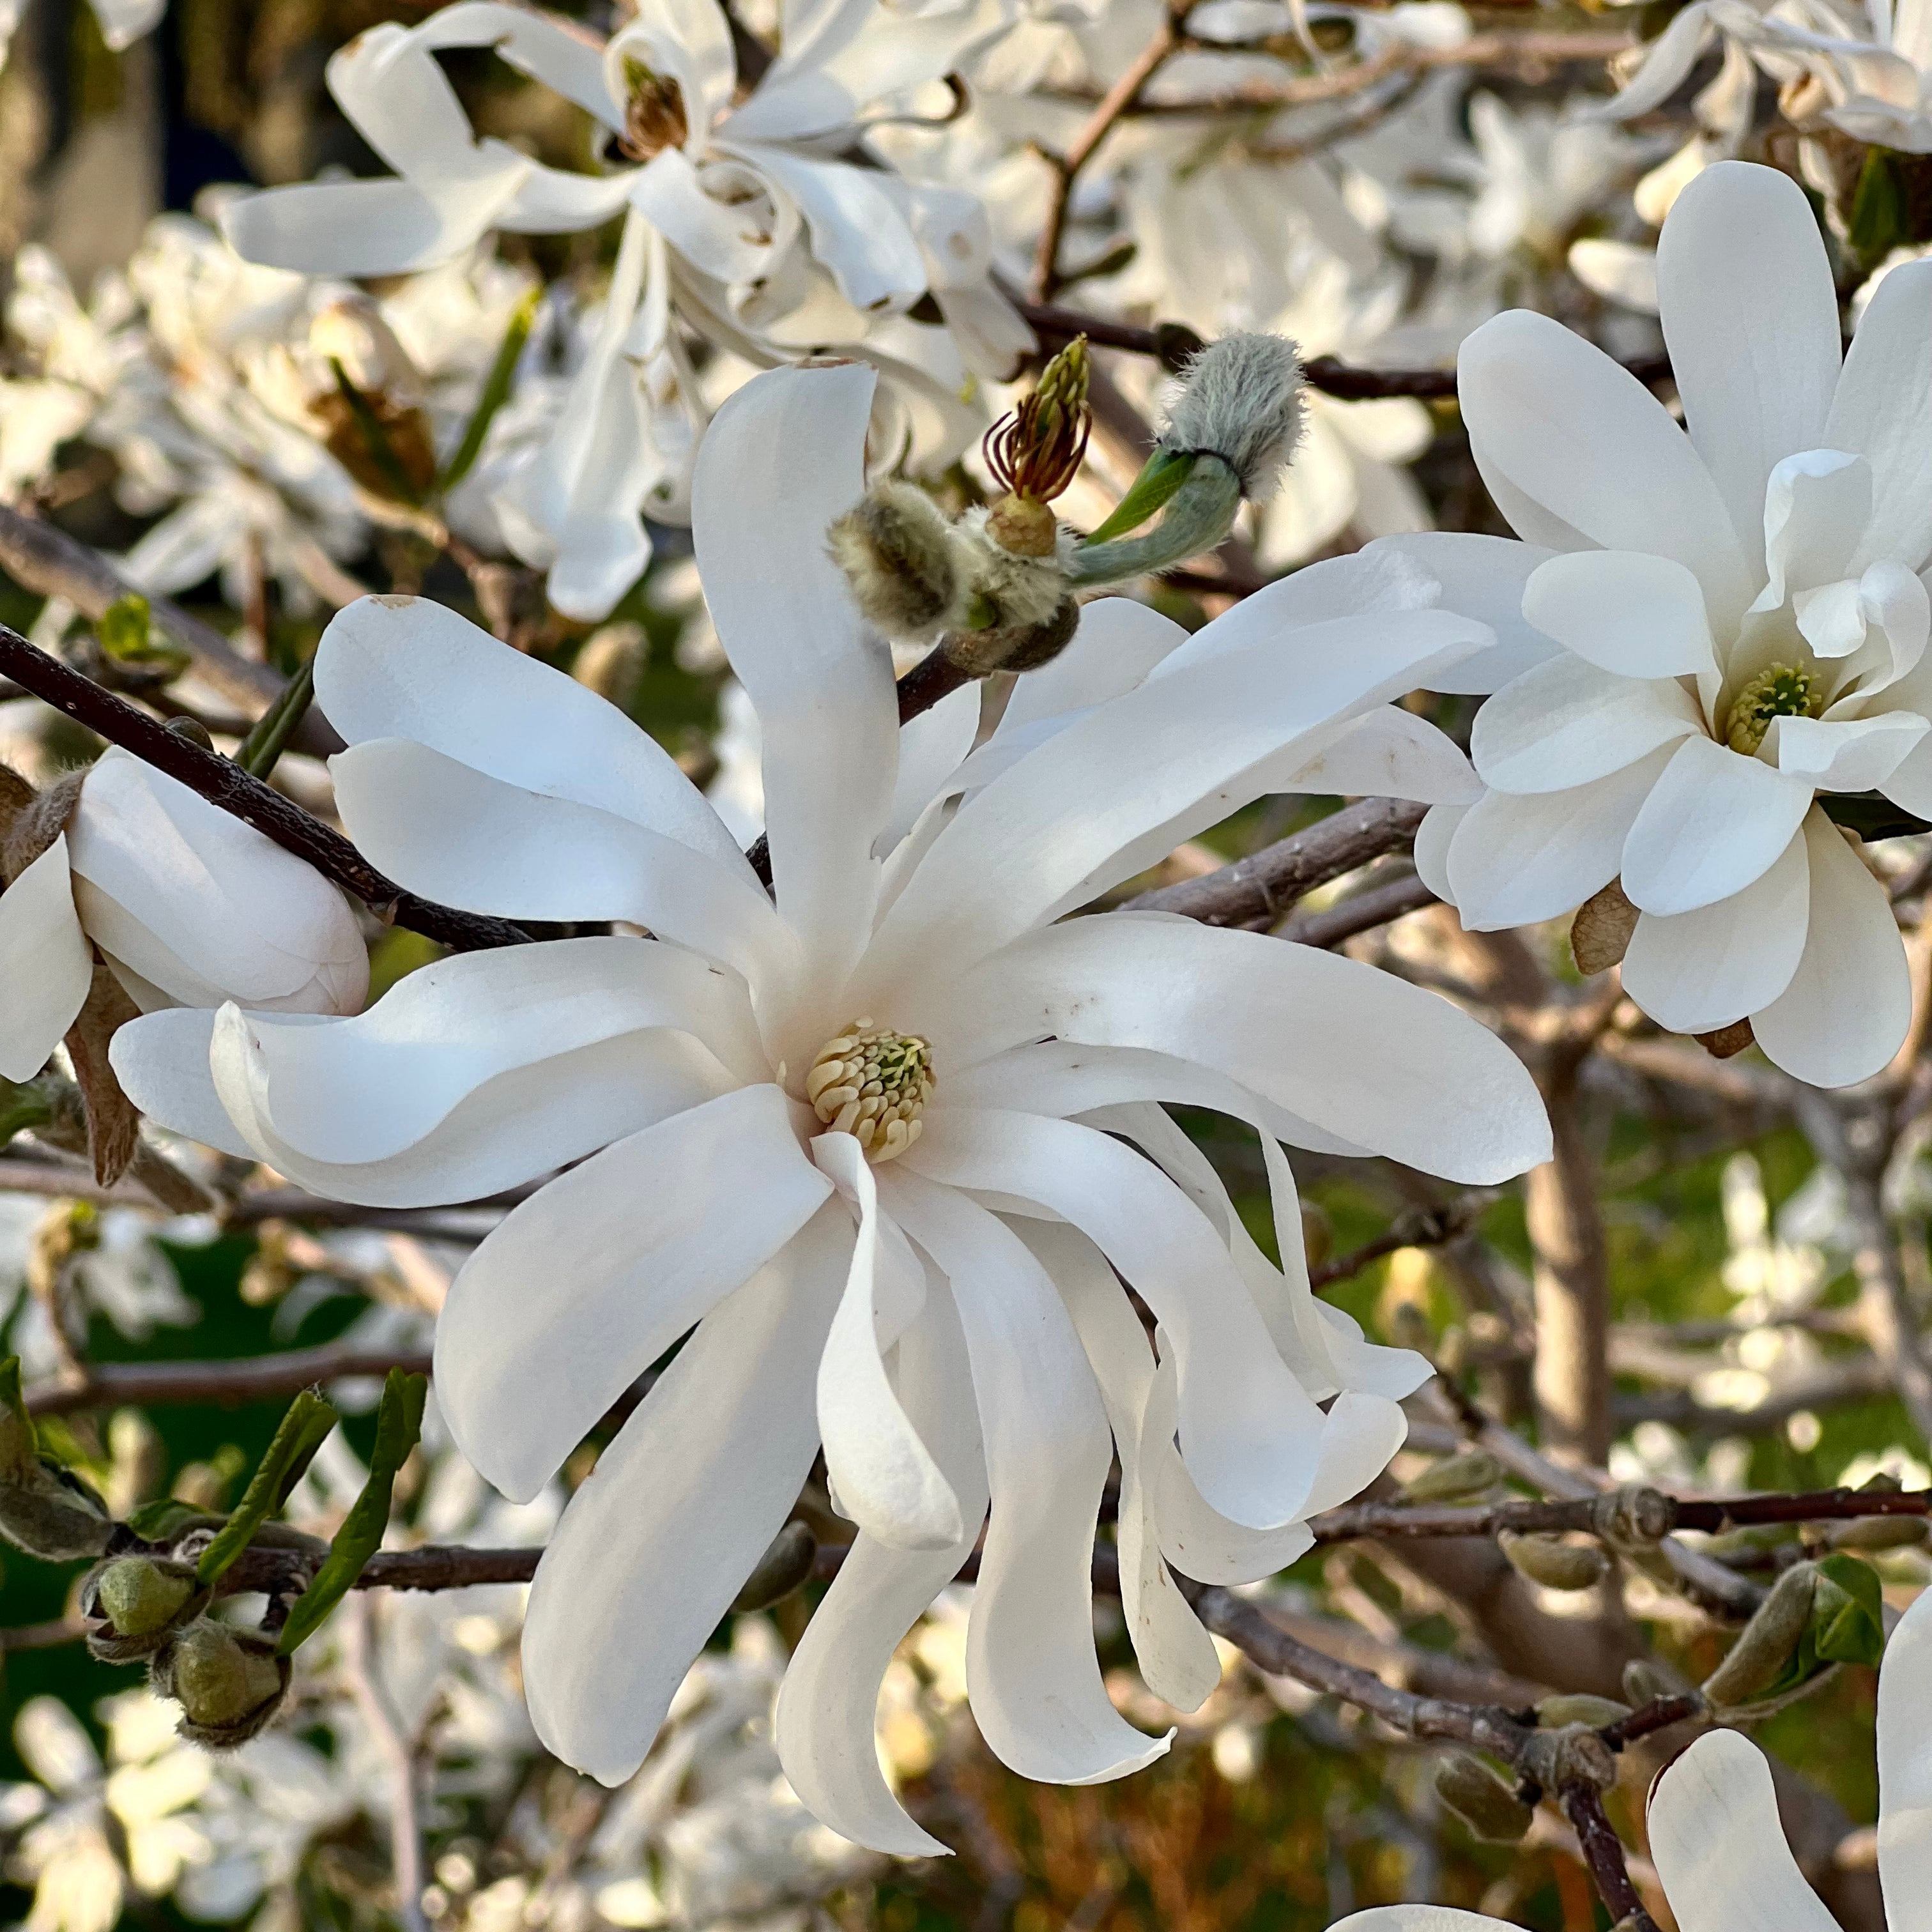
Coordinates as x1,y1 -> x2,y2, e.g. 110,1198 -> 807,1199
774,1276 -> 985,1857
1521,551 -> 1718,680
331,739 -> 791,993
1471,652 -> 1702,795
880,1170 -> 1172,1784
1648,1729 -> 1839,1932
1413,802 -> 1467,903
691,364 -> 896,1002
222,174 -> 526,277
733,146 -> 927,311
1772,711 -> 1928,791
69,750 -> 366,1011
812,1133 -> 965,1552
1361,533 -> 1562,694
916,917 -> 1551,1186
1029,1218 -> 1222,1713
629,148 -> 768,284
1457,309 -> 1752,631
1876,1584 -> 1932,1929
862,608 -> 1491,994
1621,825 -> 1810,1032
436,1085 -> 830,1502
1759,451 -> 1873,608
522,1211 -> 845,1786
903,1110 -> 1327,1532
1276,709 -> 1480,806
0,836 -> 92,1081
1656,161 -> 1842,573
1621,734 -> 1815,914
90,0 -> 164,48
1446,747 -> 1677,930
1001,596 -> 1189,732
1752,808 -> 1912,1086
1828,259 -> 1932,573
317,595 -> 745,870
107,1009 -> 256,1159
1794,578 -> 1869,658
1595,3 -> 1712,118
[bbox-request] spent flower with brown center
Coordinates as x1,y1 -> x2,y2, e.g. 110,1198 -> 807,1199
985,336 -> 1092,556
621,57 -> 690,159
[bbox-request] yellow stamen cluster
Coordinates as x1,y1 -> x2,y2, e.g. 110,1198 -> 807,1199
1724,664 -> 1825,754
806,1018 -> 933,1162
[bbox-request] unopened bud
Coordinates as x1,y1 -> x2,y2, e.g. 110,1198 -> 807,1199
1828,1514 -> 1928,1551
1435,1753 -> 1533,1842
1501,1531 -> 1609,1592
944,594 -> 1080,678
155,1622 -> 289,1749
1702,1561 -> 1816,1708
1403,1450 -> 1502,1504
1158,332 -> 1305,501
1621,1660 -> 1681,1706
164,716 -> 215,751
732,1520 -> 817,1613
827,482 -> 962,647
1535,1694 -> 1630,1728
84,1554 -> 203,1661
1571,878 -> 1638,976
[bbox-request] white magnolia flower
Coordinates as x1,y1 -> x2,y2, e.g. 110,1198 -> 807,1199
1410,160 -> 1932,1087
115,360 -> 1547,1849
1333,1580 -> 1932,1932
0,747 -> 368,1082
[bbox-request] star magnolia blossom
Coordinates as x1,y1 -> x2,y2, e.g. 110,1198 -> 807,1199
1331,1581 -> 1932,1932
1408,160 -> 1932,1087
114,361 -> 1548,1848
0,749 -> 367,1084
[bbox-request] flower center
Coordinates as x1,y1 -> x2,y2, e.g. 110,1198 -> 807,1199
806,1018 -> 933,1162
620,59 -> 689,159
1724,663 -> 1823,755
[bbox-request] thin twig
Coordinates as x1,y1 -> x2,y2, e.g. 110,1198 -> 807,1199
341,1597 -> 431,1932
25,1344 -> 434,1418
0,623 -> 528,953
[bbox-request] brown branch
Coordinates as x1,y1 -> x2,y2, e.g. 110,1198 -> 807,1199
25,1343 -> 434,1418
1126,797 -> 1428,924
0,502 -> 342,758
1308,1190 -> 1492,1287
0,623 -> 529,953
1278,868 -> 1437,949
1561,1781 -> 1661,1932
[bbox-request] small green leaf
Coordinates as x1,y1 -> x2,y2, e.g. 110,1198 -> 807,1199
1084,447 -> 1198,544
439,287 -> 539,495
1850,148 -> 1910,264
196,1388 -> 339,1588
96,592 -> 189,675
235,658 -> 316,781
1813,1552 -> 1887,1667
276,1368 -> 427,1656
125,1499 -> 217,1542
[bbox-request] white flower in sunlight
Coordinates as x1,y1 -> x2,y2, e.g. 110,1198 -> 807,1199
1336,1581 -> 1932,1932
1412,161 -> 1932,1087
0,746 -> 368,1082
116,361 -> 1548,1849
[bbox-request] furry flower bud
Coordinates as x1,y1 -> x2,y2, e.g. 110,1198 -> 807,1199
1158,332 -> 1306,502
1701,1562 -> 1816,1708
1402,1450 -> 1503,1503
1435,1754 -> 1533,1843
1535,1694 -> 1630,1728
154,1622 -> 290,1749
1500,1531 -> 1609,1592
826,481 -> 962,647
1827,1513 -> 1928,1551
83,1554 -> 205,1662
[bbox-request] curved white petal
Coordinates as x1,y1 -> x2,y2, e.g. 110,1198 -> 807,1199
812,1133 -> 965,1552
1759,452 -> 1872,610
523,1209 -> 846,1786
1521,551 -> 1718,680
915,916 -> 1550,1186
1029,1218 -> 1223,1713
1770,711 -> 1928,791
1828,259 -> 1932,573
1656,161 -> 1842,572
1648,1729 -> 1839,1932
1457,308 -> 1753,631
1621,734 -> 1815,914
775,1273 -> 985,1857
70,751 -> 366,1011
880,1170 -> 1172,1784
1445,746 -> 1677,931
0,836 -> 92,1081
1471,652 -> 1702,795
332,740 -> 791,993
1877,1584 -> 1932,1928
1277,709 -> 1480,806
317,595 -> 745,870
691,364 -> 895,1009
1413,802 -> 1467,903
436,1084 -> 830,1503
903,1109 -> 1326,1532
107,1009 -> 256,1160
222,174 -> 526,277
733,146 -> 926,311
1621,825 -> 1810,1032
1752,808 -> 1912,1087
1361,532 -> 1562,694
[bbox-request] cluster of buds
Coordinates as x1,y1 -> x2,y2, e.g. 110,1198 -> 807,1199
151,1620 -> 291,1749
80,1550 -> 208,1662
827,330 -> 1304,680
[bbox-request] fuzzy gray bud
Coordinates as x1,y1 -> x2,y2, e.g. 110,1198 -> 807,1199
84,1554 -> 205,1662
1827,1514 -> 1928,1550
1435,1754 -> 1533,1842
1158,332 -> 1306,501
1702,1562 -> 1816,1708
827,482 -> 961,646
1535,1694 -> 1630,1729
154,1622 -> 289,1749
1403,1450 -> 1503,1505
1501,1531 -> 1609,1592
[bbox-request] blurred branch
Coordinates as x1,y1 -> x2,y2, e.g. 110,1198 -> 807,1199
25,1342 -> 433,1418
0,622 -> 530,953
1308,1191 -> 1494,1287
341,1597 -> 431,1932
0,502 -> 342,758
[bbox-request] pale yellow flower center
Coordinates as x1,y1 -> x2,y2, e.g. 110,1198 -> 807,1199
1724,663 -> 1823,755
806,1018 -> 933,1163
